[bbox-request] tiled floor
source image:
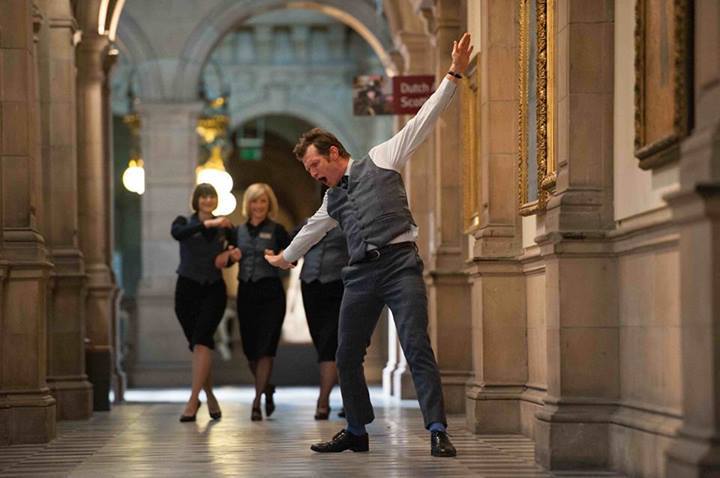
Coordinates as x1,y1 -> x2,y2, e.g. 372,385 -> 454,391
0,387 -> 625,477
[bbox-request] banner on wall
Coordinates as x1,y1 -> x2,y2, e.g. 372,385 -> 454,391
392,75 -> 435,115
352,75 -> 435,116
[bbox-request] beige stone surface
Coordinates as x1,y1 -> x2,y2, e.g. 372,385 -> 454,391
526,271 -> 547,389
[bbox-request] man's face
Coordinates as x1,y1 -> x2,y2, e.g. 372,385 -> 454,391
302,144 -> 345,188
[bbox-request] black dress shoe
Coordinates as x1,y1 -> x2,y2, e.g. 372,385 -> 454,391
264,384 -> 276,417
314,406 -> 330,420
431,431 -> 457,457
311,429 -> 369,453
179,401 -> 201,423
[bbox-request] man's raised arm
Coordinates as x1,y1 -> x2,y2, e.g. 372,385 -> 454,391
370,32 -> 474,172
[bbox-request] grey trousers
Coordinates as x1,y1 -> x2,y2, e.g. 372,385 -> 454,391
337,245 -> 447,429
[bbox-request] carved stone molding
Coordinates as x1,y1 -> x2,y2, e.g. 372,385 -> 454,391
462,55 -> 480,232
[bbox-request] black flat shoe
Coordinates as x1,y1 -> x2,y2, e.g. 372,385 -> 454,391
264,384 -> 276,417
179,401 -> 201,423
314,406 -> 330,420
251,406 -> 262,421
310,429 -> 369,453
430,431 -> 457,457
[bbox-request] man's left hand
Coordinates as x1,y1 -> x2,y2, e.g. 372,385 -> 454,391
450,32 -> 474,74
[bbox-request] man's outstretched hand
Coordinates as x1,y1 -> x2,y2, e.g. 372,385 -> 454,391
450,32 -> 474,74
265,251 -> 294,270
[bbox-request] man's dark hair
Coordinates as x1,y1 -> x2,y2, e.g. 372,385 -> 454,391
293,128 -> 350,161
191,183 -> 218,212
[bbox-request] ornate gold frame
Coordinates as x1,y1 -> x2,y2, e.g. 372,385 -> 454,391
462,56 -> 481,232
537,0 -> 555,193
518,0 -> 555,215
634,0 -> 693,170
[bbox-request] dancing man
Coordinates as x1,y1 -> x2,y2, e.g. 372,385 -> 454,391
266,32 -> 473,457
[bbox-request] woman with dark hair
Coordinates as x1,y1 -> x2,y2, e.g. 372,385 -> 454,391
171,183 -> 234,422
223,182 -> 291,421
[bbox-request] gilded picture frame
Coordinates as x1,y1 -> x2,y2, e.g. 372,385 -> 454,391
536,0 -> 555,193
518,0 -> 555,215
634,0 -> 693,170
462,55 -> 481,232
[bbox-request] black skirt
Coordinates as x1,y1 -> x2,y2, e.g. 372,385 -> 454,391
236,278 -> 286,360
301,279 -> 343,362
174,276 -> 227,351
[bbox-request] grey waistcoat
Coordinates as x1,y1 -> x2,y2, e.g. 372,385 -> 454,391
326,155 -> 416,265
236,221 -> 282,282
300,226 -> 349,283
176,215 -> 225,284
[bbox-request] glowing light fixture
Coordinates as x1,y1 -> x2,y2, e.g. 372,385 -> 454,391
196,146 -> 235,215
122,155 -> 145,195
121,113 -> 144,195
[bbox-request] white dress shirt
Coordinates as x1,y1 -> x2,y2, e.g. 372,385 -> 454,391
283,77 -> 458,263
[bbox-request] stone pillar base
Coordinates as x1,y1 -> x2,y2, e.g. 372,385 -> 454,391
47,377 -> 93,420
440,371 -> 472,413
86,348 -> 112,411
392,362 -> 417,400
666,434 -> 720,478
465,382 -> 522,433
534,403 -> 612,470
0,391 -> 56,445
364,311 -> 388,384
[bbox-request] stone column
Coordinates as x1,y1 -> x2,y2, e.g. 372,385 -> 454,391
425,0 -> 473,413
665,1 -> 720,475
36,0 -> 93,420
534,0 -> 617,470
132,102 -> 203,387
466,0 -> 527,434
0,0 -> 56,444
76,23 -> 115,411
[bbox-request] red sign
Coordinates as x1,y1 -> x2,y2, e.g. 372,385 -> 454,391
392,75 -> 435,114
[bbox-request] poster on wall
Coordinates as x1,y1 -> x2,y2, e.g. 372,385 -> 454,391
352,75 -> 394,115
352,75 -> 436,116
392,75 -> 435,115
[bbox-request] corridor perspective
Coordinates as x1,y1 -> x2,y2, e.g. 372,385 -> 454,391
1,1 -> 719,477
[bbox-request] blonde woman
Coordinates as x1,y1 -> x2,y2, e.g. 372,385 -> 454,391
219,183 -> 290,421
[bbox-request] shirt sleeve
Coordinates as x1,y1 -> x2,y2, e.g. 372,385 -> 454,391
368,77 -> 457,172
282,194 -> 339,262
275,224 -> 292,251
171,215 -> 204,241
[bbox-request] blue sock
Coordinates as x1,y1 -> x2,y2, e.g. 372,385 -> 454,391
429,422 -> 446,433
346,422 -> 367,436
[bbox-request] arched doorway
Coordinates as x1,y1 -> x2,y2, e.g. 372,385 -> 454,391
114,4 -> 395,387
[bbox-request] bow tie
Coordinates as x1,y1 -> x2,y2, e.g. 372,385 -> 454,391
339,175 -> 349,190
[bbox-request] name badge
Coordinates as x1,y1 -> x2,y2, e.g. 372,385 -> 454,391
259,232 -> 273,240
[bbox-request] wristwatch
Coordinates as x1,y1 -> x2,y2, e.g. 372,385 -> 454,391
447,71 -> 462,79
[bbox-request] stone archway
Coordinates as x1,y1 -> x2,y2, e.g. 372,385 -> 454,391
230,102 -> 361,161
173,0 -> 398,101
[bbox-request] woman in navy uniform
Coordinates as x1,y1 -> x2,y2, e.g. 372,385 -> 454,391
295,206 -> 349,420
227,183 -> 291,421
171,183 -> 233,422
